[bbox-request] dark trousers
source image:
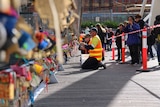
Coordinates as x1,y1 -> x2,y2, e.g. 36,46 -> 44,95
82,57 -> 99,70
129,44 -> 140,64
103,43 -> 107,50
117,47 -> 121,60
148,45 -> 154,58
157,43 -> 160,63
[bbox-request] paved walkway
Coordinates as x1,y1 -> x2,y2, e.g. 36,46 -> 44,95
34,51 -> 160,107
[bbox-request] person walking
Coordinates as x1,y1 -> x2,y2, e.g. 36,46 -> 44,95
80,27 -> 106,70
124,16 -> 141,65
115,23 -> 124,61
153,15 -> 160,65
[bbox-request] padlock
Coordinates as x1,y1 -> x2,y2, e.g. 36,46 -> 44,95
18,30 -> 36,51
38,39 -> 49,50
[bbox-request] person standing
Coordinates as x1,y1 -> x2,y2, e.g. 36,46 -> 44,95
124,16 -> 140,65
81,27 -> 106,70
135,14 -> 146,52
153,15 -> 160,65
104,27 -> 108,50
107,28 -> 114,51
115,23 -> 124,61
96,23 -> 106,60
96,23 -> 106,48
135,14 -> 145,30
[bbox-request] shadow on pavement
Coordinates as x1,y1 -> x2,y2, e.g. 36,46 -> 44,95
33,58 -> 142,107
147,66 -> 160,72
58,69 -> 94,75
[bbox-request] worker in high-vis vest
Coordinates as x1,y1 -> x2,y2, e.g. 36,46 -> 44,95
80,27 -> 106,70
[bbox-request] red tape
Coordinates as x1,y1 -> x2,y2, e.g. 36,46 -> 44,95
107,24 -> 160,40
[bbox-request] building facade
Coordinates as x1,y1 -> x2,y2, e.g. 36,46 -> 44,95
82,0 -> 152,22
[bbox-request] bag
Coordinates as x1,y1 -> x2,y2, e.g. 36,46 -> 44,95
157,34 -> 160,43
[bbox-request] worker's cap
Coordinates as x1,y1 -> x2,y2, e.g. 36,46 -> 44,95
90,27 -> 98,33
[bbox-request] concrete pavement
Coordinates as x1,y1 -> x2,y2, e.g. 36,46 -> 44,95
34,51 -> 160,107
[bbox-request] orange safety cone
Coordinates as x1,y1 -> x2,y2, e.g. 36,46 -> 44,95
121,33 -> 125,63
112,35 -> 115,60
137,28 -> 150,72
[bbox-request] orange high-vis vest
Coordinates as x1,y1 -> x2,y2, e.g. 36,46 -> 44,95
89,35 -> 103,61
79,34 -> 85,42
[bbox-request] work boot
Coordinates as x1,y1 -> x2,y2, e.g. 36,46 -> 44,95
99,62 -> 106,69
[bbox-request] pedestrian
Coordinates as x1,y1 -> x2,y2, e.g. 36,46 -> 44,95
81,27 -> 106,70
96,23 -> 106,60
107,28 -> 114,51
135,14 -> 147,54
103,27 -> 108,50
115,23 -> 124,61
153,15 -> 160,65
135,14 -> 145,30
96,23 -> 106,48
124,16 -> 141,65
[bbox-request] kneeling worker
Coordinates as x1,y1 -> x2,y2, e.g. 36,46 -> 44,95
80,27 -> 106,70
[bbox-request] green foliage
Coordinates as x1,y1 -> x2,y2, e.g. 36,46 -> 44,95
81,21 -> 96,28
81,20 -> 119,29
103,21 -> 119,28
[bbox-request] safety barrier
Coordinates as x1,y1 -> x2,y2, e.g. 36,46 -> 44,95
108,24 -> 160,71
108,24 -> 160,40
121,33 -> 125,63
111,35 -> 115,60
141,28 -> 148,71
